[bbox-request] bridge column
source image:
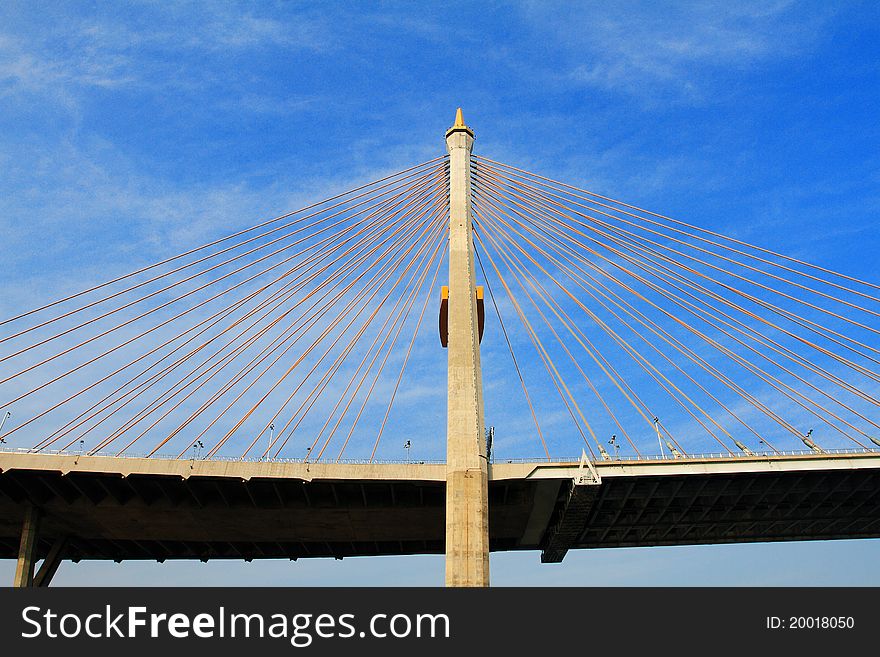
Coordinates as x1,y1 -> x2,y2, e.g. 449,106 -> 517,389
444,109 -> 489,587
13,504 -> 40,588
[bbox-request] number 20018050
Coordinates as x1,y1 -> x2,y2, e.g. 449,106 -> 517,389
789,617 -> 854,629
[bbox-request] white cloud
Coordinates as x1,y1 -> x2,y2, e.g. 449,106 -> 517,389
517,1 -> 832,100
0,5 -> 330,111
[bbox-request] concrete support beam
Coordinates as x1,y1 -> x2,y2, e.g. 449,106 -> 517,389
13,504 -> 40,588
541,481 -> 600,563
444,109 -> 489,587
33,536 -> 67,587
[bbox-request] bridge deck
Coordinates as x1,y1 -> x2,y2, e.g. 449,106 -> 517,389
1,451 -> 878,563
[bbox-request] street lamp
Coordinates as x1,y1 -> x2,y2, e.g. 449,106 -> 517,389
609,434 -> 620,460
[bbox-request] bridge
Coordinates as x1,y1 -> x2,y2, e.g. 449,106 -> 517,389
2,110 -> 879,586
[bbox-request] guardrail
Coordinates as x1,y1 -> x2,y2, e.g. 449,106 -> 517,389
0,445 -> 877,464
501,447 -> 879,463
0,446 -> 446,465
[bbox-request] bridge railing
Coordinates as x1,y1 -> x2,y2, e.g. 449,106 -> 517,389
496,447 -> 879,464
0,445 -> 877,464
0,445 -> 446,465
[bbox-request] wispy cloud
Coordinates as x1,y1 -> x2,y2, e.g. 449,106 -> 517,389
0,4 -> 330,111
516,1 -> 832,101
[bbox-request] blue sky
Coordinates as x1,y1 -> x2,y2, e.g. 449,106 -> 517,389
1,1 -> 879,585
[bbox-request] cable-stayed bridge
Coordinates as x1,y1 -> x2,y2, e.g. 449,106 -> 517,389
1,110 -> 879,586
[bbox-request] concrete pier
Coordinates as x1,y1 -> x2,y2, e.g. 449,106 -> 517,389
13,504 -> 39,588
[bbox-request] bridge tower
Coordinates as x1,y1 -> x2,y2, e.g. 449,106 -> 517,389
444,108 -> 490,587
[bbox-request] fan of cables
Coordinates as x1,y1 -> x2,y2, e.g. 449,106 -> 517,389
471,156 -> 880,460
0,157 -> 449,462
2,152 -> 878,463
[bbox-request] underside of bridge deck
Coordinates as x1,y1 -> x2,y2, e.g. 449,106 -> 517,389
539,466 -> 880,562
1,453 -> 879,572
0,465 -> 540,562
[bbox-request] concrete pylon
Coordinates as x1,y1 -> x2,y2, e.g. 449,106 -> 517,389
444,108 -> 489,587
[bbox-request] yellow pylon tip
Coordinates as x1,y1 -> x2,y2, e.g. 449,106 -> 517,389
454,107 -> 465,128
